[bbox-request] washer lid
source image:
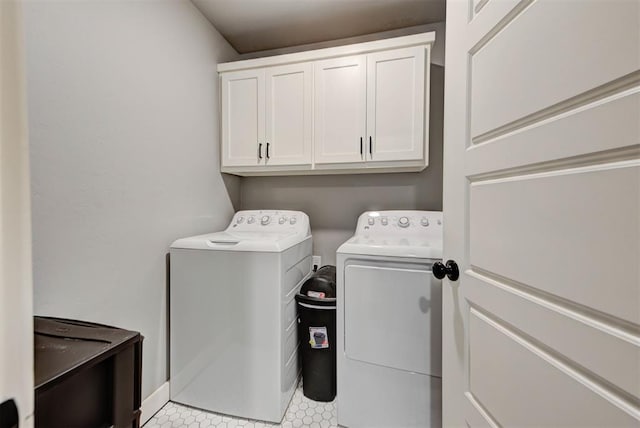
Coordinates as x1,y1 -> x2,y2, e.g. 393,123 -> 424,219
170,209 -> 311,252
170,230 -> 307,252
338,236 -> 442,259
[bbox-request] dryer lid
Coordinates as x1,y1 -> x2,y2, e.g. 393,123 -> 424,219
337,210 -> 443,258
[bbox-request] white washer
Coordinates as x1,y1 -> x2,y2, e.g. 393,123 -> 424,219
337,210 -> 443,428
169,210 -> 312,423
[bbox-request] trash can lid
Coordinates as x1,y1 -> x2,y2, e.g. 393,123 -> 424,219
301,265 -> 336,298
295,293 -> 336,306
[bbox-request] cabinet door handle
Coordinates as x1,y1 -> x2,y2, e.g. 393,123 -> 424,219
266,142 -> 270,159
258,143 -> 263,159
360,137 -> 363,157
369,136 -> 373,156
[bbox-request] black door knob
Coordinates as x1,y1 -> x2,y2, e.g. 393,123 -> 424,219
433,260 -> 460,281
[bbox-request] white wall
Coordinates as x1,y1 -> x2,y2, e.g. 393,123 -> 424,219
1,2 -> 34,426
23,0 -> 239,399
241,65 -> 444,266
238,25 -> 445,265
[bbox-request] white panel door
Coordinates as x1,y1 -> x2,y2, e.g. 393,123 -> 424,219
314,55 -> 366,165
0,1 -> 34,426
221,69 -> 265,167
265,63 -> 312,166
367,46 -> 426,162
443,0 -> 640,426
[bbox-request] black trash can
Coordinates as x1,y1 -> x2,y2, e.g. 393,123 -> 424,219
296,265 -> 337,402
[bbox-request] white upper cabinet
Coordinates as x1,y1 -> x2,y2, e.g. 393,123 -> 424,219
221,64 -> 312,169
218,32 -> 434,176
367,46 -> 426,163
221,69 -> 265,167
314,55 -> 367,165
315,47 -> 426,166
265,63 -> 313,166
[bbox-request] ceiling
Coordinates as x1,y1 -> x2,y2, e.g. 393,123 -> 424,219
191,0 -> 446,54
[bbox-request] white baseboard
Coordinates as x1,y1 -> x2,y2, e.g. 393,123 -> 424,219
140,381 -> 170,426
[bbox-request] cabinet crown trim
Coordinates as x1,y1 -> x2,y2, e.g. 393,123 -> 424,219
217,32 -> 435,73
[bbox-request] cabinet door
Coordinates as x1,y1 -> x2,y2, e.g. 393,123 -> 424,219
314,55 -> 366,165
366,46 -> 426,162
265,63 -> 312,166
221,69 -> 265,167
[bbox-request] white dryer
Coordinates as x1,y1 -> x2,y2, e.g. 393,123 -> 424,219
337,210 -> 443,428
170,210 -> 312,423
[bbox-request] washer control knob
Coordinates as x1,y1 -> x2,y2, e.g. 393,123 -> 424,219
421,217 -> 429,227
247,216 -> 255,224
278,217 -> 286,225
237,216 -> 244,224
368,217 -> 375,226
381,217 -> 388,226
290,217 -> 297,225
398,216 -> 410,228
261,215 -> 271,225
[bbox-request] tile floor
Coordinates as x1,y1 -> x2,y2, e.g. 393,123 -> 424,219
143,384 -> 337,428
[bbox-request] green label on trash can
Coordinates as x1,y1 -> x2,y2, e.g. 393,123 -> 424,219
309,327 -> 329,349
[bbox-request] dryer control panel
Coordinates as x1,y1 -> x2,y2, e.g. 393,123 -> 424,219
355,210 -> 443,238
